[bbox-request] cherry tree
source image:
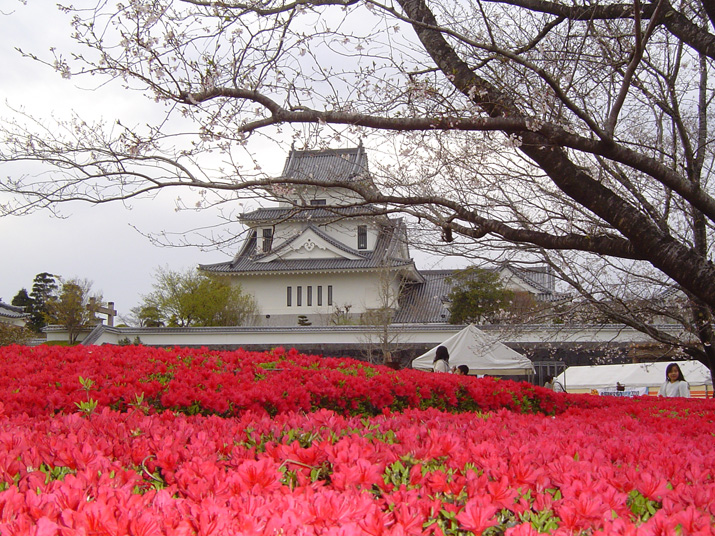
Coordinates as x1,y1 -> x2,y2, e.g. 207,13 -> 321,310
1,0 -> 714,378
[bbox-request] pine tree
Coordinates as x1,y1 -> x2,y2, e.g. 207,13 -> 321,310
28,273 -> 58,333
11,288 -> 33,311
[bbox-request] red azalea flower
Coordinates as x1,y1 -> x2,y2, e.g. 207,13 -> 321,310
556,491 -> 609,531
505,524 -> 541,536
232,458 -> 283,494
637,472 -> 671,502
455,499 -> 498,534
128,512 -> 163,536
390,503 -> 424,536
670,506 -> 715,536
487,476 -> 519,510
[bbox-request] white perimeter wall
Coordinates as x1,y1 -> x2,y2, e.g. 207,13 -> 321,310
46,323 -> 690,348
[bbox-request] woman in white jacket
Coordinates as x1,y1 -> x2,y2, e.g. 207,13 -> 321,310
432,346 -> 451,373
658,363 -> 690,398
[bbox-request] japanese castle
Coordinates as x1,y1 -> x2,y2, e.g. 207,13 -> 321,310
200,146 -> 559,327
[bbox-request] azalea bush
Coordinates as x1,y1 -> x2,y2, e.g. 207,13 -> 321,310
0,345 -> 578,418
0,345 -> 713,535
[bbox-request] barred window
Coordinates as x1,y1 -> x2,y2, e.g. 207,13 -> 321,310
357,225 -> 367,250
262,228 -> 273,253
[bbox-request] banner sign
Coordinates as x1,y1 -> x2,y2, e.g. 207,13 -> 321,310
596,386 -> 648,397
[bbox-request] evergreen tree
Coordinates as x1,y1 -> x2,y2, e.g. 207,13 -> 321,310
11,288 -> 33,311
28,273 -> 58,333
447,268 -> 514,325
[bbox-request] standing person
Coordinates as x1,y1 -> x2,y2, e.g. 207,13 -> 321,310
432,346 -> 451,373
658,363 -> 690,398
455,364 -> 469,375
544,375 -> 565,392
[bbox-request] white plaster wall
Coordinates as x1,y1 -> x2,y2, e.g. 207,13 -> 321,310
317,220 -> 379,251
234,270 -> 401,326
497,268 -> 540,294
261,230 -> 362,261
63,323 -> 689,347
0,317 -> 27,327
270,225 -> 301,250
277,186 -> 366,208
86,324 -> 464,346
266,219 -> 379,253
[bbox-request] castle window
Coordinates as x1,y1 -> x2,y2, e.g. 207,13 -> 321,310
357,225 -> 367,250
307,286 -> 312,306
310,199 -> 327,206
262,228 -> 273,253
248,230 -> 257,252
328,285 -> 333,306
297,286 -> 302,306
317,286 -> 323,306
287,286 -> 292,307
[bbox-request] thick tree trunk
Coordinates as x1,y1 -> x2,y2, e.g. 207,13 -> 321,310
397,0 -> 715,381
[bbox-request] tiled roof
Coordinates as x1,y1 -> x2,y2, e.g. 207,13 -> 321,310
282,146 -> 369,183
507,265 -> 552,294
200,218 -> 416,275
0,301 -> 29,319
239,205 -> 382,223
394,270 -> 455,323
393,266 -> 567,323
505,265 -> 569,302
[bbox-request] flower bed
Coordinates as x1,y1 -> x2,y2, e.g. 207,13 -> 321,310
0,345 -> 713,535
0,345 -> 580,417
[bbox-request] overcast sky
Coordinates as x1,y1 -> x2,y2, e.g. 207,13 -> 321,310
0,2 -> 273,316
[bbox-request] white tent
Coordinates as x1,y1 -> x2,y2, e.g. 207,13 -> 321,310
555,361 -> 713,393
411,324 -> 535,376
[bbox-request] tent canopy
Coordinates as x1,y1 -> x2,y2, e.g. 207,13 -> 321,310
411,324 -> 534,376
555,361 -> 713,391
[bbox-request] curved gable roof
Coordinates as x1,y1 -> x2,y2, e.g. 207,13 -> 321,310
257,224 -> 368,263
200,217 -> 417,276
